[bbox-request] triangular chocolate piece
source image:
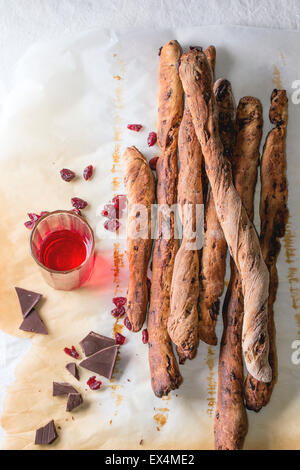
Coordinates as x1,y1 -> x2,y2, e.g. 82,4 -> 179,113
80,345 -> 118,380
35,420 -> 58,445
15,287 -> 42,318
79,331 -> 115,357
19,309 -> 48,335
66,393 -> 83,412
52,382 -> 78,396
66,362 -> 79,380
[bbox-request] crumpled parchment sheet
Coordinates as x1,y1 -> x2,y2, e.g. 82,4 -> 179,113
0,26 -> 300,449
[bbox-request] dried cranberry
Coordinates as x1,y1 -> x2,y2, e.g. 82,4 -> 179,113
142,329 -> 149,344
28,213 -> 40,222
127,124 -> 143,132
87,376 -> 102,390
112,194 -> 127,212
60,168 -> 75,182
147,132 -> 157,147
111,306 -> 125,318
104,219 -> 120,232
64,346 -> 80,359
83,165 -> 93,181
102,204 -> 116,219
71,197 -> 88,209
124,316 -> 132,331
115,332 -> 126,345
24,220 -> 35,229
149,156 -> 159,170
71,207 -> 82,216
112,297 -> 127,308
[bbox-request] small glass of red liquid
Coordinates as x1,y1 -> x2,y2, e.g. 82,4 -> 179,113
30,210 -> 95,290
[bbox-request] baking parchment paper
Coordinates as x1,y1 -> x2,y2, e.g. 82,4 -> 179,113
0,25 -> 300,450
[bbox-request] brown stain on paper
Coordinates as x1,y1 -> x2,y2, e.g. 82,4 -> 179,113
272,65 -> 283,89
283,221 -> 300,336
113,242 -> 124,295
113,321 -> 124,337
154,407 -> 169,431
280,51 -> 286,66
110,55 -> 126,415
206,346 -> 216,417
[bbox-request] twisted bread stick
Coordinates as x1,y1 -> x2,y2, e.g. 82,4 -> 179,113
214,96 -> 263,450
167,45 -> 214,362
245,89 -> 288,411
148,40 -> 184,397
199,79 -> 236,345
179,49 -> 271,382
124,146 -> 155,331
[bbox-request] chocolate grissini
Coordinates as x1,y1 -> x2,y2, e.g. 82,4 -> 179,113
179,49 -> 271,383
167,45 -> 215,363
124,146 -> 155,332
214,95 -> 263,450
244,89 -> 288,411
198,76 -> 236,346
148,40 -> 184,397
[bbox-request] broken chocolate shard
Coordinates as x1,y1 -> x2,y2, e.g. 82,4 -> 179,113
80,345 -> 119,380
66,393 -> 83,412
35,419 -> 58,445
15,287 -> 42,318
66,362 -> 79,380
79,331 -> 115,357
19,309 -> 48,335
52,382 -> 78,396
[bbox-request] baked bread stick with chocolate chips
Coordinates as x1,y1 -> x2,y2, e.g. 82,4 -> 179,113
245,89 -> 288,411
203,45 -> 216,75
214,96 -> 263,450
198,78 -> 236,346
179,49 -> 271,383
202,46 -> 216,202
148,40 -> 184,397
167,102 -> 203,363
124,146 -> 155,331
167,45 -> 215,363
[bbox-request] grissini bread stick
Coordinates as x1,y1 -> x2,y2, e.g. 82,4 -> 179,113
168,45 -> 215,362
148,40 -> 184,397
203,45 -> 216,75
214,96 -> 263,450
179,49 -> 271,382
202,46 -> 216,203
124,146 -> 155,332
199,78 -> 236,345
245,89 -> 288,411
168,102 -> 203,363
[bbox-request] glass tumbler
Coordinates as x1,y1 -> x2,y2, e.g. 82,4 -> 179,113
30,210 -> 95,290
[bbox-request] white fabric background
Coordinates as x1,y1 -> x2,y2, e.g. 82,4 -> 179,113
0,0 -> 299,447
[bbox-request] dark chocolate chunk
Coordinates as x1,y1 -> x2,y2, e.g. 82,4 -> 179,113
15,287 -> 42,318
66,393 -> 83,412
19,309 -> 48,335
79,331 -> 115,357
66,362 -> 79,380
80,345 -> 118,380
52,382 -> 78,396
35,420 -> 58,445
